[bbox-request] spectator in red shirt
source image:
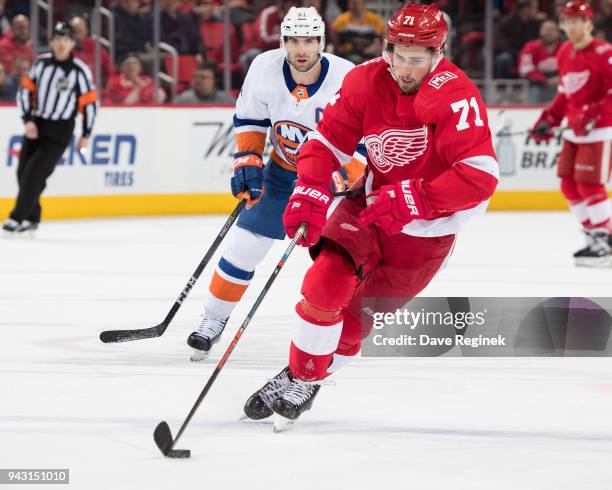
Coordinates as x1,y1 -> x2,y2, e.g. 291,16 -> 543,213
0,15 -> 33,74
70,16 -> 115,86
518,19 -> 561,102
254,0 -> 298,52
104,53 -> 166,104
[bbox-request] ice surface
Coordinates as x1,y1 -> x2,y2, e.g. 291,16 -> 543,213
1,212 -> 610,490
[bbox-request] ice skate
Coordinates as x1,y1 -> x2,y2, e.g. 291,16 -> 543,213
243,366 -> 292,420
18,220 -> 39,232
187,312 -> 228,361
2,219 -> 20,233
573,229 -> 593,263
575,230 -> 612,267
272,376 -> 321,432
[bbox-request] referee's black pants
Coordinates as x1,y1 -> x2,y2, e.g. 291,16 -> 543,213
10,118 -> 74,223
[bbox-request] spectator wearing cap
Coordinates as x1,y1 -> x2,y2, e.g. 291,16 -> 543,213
174,62 -> 234,103
161,0 -> 205,55
332,0 -> 385,64
518,19 -> 561,102
70,16 -> 115,86
113,0 -> 153,63
104,53 -> 166,104
3,22 -> 98,233
0,15 -> 33,74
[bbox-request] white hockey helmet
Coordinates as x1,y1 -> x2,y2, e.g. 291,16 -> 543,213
280,7 -> 326,53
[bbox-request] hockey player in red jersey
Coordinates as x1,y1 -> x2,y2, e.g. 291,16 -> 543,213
530,1 -> 612,266
242,3 -> 499,429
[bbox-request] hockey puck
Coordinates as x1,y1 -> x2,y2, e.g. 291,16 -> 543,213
166,449 -> 191,459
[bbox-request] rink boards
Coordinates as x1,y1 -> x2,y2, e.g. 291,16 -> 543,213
0,104 -> 603,219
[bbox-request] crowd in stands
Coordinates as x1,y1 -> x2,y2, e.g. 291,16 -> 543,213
0,0 -> 610,105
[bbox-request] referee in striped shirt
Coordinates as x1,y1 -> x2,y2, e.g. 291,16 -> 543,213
2,21 -> 98,233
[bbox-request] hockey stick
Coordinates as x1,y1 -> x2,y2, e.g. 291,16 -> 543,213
333,187 -> 365,198
100,187 -> 357,344
154,225 -> 306,458
99,199 -> 247,344
496,127 -> 568,138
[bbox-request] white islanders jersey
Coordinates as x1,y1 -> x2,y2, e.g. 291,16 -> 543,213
233,48 -> 358,170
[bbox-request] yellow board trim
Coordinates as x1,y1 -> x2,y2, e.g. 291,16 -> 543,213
0,194 -> 238,220
1,191 -> 611,220
489,191 -> 612,211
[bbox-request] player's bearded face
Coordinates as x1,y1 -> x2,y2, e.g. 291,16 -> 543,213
387,45 -> 433,95
285,37 -> 321,73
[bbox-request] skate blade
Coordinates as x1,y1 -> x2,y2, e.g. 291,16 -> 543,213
272,414 -> 294,433
239,414 -> 273,425
575,257 -> 612,268
190,349 -> 210,362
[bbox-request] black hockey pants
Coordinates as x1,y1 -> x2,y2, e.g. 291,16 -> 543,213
9,118 -> 74,223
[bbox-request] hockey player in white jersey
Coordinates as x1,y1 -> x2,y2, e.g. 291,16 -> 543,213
187,7 -> 363,361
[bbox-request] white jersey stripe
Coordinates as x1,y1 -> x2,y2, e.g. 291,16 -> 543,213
291,316 -> 343,356
460,155 -> 500,181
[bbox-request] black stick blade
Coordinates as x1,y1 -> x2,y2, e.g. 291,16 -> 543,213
154,421 -> 173,455
99,323 -> 166,343
154,421 -> 190,458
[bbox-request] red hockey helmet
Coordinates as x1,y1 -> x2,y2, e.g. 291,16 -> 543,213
386,3 -> 448,49
561,1 -> 593,18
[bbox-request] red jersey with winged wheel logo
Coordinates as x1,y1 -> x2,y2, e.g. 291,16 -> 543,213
297,57 -> 499,237
548,39 -> 612,143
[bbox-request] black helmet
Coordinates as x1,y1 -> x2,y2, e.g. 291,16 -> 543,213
52,21 -> 74,39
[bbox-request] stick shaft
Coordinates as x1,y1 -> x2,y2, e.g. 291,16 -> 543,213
99,199 -> 246,343
171,226 -> 306,446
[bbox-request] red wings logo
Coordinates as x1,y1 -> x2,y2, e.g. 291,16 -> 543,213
561,70 -> 590,95
364,127 -> 429,173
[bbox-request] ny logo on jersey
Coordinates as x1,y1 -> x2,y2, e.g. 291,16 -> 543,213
274,120 -> 312,165
561,70 -> 590,95
364,127 -> 429,174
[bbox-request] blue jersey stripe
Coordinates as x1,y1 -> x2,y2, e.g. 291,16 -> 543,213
233,115 -> 272,128
218,257 -> 255,281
